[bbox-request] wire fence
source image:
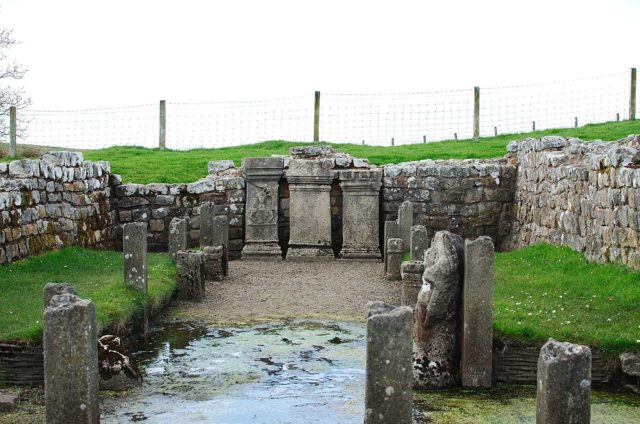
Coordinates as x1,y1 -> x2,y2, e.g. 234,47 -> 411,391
3,69 -> 637,150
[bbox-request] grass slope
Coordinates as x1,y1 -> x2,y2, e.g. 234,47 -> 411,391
494,244 -> 640,354
0,247 -> 176,342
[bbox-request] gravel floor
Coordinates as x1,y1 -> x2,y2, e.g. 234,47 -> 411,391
170,259 -> 401,325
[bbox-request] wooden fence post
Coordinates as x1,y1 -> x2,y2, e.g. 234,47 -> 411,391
314,91 -> 320,142
473,86 -> 480,139
159,100 -> 166,149
630,68 -> 637,120
9,106 -> 16,158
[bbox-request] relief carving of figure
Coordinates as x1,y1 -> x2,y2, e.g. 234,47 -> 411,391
250,184 -> 276,225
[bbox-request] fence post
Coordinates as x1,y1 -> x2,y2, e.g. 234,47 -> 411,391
630,68 -> 637,120
159,100 -> 166,149
314,91 -> 320,142
574,116 -> 578,128
473,86 -> 480,139
391,137 -> 395,146
9,106 -> 17,158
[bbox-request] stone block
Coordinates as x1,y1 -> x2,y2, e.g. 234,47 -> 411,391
410,225 -> 429,261
203,245 -> 224,281
168,218 -> 188,260
385,238 -> 403,280
123,222 -> 147,292
176,250 -> 205,301
397,201 -> 413,249
0,392 -> 17,412
208,159 -> 236,174
200,201 -> 215,248
400,260 -> 424,307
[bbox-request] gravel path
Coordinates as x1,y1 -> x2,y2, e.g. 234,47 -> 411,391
170,259 -> 401,324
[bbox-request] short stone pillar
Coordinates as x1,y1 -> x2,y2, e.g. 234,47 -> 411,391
383,220 -> 399,273
176,250 -> 205,301
44,293 -> 99,424
213,215 -> 229,276
168,218 -> 188,260
338,169 -> 383,260
200,201 -> 215,248
536,339 -> 591,424
414,231 -> 464,389
397,200 -> 414,249
385,238 -> 403,280
123,222 -> 147,292
286,158 -> 335,260
401,260 -> 425,307
410,225 -> 429,261
241,157 -> 283,260
461,236 -> 494,388
203,245 -> 224,281
44,282 -> 77,307
365,301 -> 413,424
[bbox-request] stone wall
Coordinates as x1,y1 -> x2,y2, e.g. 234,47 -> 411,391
509,135 -> 640,268
382,159 -> 517,250
0,152 -> 113,264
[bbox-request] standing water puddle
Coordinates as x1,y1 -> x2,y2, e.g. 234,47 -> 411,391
101,320 -> 366,423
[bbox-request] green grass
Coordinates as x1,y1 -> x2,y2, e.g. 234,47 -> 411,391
494,244 -> 640,354
76,119 -> 640,184
0,247 -> 176,342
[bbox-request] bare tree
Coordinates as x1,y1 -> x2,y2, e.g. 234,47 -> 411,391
0,27 -> 30,141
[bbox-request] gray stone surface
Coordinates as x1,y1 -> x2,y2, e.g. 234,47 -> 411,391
400,260 -> 424,307
364,301 -> 413,424
383,220 -> 399,273
397,201 -> 414,250
123,222 -> 147,292
168,218 -> 188,260
200,202 -> 215,248
208,159 -> 235,174
339,169 -> 383,259
0,392 -> 17,412
461,236 -> 494,388
242,157 -> 283,260
203,245 -> 224,281
536,338 -> 591,424
286,158 -> 335,261
620,351 -> 640,377
410,225 -> 429,261
176,250 -> 205,301
44,293 -> 99,424
385,238 -> 403,280
289,145 -> 336,158
44,282 -> 77,307
213,215 -> 229,276
414,231 -> 464,389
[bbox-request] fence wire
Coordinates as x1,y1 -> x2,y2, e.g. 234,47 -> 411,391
4,70 -> 637,150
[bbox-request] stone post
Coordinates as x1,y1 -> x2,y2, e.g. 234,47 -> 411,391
44,293 -> 99,424
203,245 -> 224,281
168,218 -> 188,260
536,339 -> 591,424
410,225 -> 429,261
383,220 -> 399,273
241,157 -> 283,260
338,169 -> 383,259
461,236 -> 494,388
123,222 -> 147,292
200,201 -> 215,248
286,158 -> 335,260
213,215 -> 229,276
364,301 -> 413,424
385,238 -> 403,280
44,282 -> 77,307
397,200 -> 413,250
400,260 -> 425,307
176,250 -> 205,301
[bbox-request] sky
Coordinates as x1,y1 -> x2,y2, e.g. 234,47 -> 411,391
2,0 -> 639,110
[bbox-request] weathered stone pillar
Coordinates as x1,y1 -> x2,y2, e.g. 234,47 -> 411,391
241,157 -> 283,260
414,231 -> 464,389
365,301 -> 413,424
176,250 -> 205,301
461,236 -> 494,388
44,293 -> 99,424
397,200 -> 414,249
168,218 -> 188,260
203,246 -> 224,281
338,169 -> 383,259
200,201 -> 215,248
536,339 -> 591,424
410,225 -> 429,261
385,238 -> 403,280
44,282 -> 76,307
286,158 -> 335,260
213,215 -> 229,276
383,220 -> 399,273
401,260 -> 425,307
123,222 -> 147,292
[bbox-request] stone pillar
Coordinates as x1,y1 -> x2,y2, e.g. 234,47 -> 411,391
401,261 -> 425,307
200,201 -> 215,248
203,246 -> 224,281
383,220 -> 399,273
44,282 -> 76,307
385,238 -> 403,280
536,339 -> 591,424
397,200 -> 413,249
286,158 -> 335,260
241,157 -> 283,260
168,218 -> 188,260
461,236 -> 494,388
123,222 -> 147,292
176,250 -> 205,301
338,169 -> 383,259
365,301 -> 413,424
414,231 -> 464,389
410,225 -> 429,261
44,293 -> 99,424
213,215 -> 229,276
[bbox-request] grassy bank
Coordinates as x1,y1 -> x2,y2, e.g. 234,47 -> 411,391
0,247 -> 176,342
494,244 -> 640,354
